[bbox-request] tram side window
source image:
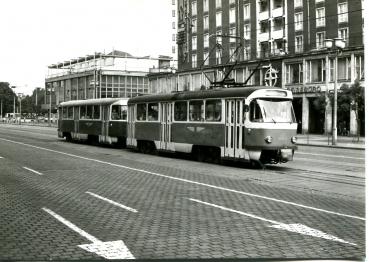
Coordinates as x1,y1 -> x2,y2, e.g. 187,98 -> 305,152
62,107 -> 68,119
80,106 -> 87,119
148,103 -> 159,121
86,105 -> 93,119
174,101 -> 188,121
67,107 -> 73,119
205,100 -> 221,122
111,105 -> 127,120
93,105 -> 100,119
189,100 -> 203,121
136,104 -> 147,121
249,100 -> 263,122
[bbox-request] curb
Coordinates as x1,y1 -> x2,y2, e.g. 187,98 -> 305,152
296,143 -> 365,150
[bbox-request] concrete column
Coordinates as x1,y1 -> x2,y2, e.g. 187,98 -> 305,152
301,95 -> 309,134
325,95 -> 332,134
350,105 -> 358,136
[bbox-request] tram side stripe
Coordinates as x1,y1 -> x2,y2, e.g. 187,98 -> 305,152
0,137 -> 364,221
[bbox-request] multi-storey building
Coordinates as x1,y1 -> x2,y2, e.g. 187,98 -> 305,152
150,0 -> 364,135
45,51 -> 174,106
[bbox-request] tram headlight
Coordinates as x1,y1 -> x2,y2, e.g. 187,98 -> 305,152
291,136 -> 297,144
264,136 -> 273,144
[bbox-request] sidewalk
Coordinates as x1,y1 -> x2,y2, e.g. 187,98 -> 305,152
296,134 -> 365,150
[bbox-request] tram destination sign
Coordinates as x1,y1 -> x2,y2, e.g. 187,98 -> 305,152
286,85 -> 323,94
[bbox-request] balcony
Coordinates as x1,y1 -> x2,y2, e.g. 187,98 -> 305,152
272,7 -> 283,17
259,11 -> 269,21
271,29 -> 284,39
259,32 -> 270,42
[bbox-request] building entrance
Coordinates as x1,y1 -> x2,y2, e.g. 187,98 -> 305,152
308,97 -> 325,134
292,98 -> 302,134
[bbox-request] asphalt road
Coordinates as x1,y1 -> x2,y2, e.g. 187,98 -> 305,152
0,124 -> 365,260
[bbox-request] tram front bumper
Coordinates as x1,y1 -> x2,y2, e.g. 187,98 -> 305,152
280,148 -> 294,161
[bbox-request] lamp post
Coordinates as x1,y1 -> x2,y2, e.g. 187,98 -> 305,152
17,93 -> 24,125
11,86 -> 16,117
325,38 -> 346,145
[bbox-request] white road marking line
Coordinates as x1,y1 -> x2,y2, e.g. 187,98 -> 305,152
86,192 -> 138,213
296,151 -> 364,160
188,198 -> 356,246
42,208 -> 135,259
23,167 -> 43,175
0,137 -> 364,221
0,156 -> 3,159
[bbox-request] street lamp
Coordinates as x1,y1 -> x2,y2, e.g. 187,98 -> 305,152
325,37 -> 346,145
11,86 -> 17,120
17,93 -> 24,125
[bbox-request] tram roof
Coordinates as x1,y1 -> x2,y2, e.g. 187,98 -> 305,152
128,86 -> 280,104
59,98 -> 128,107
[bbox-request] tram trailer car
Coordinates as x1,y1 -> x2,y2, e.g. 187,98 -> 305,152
58,98 -> 128,146
127,86 -> 298,164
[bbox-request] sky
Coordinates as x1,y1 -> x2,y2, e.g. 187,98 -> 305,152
0,0 -> 174,95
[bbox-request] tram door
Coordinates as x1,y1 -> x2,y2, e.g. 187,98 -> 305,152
224,99 -> 244,158
127,105 -> 135,145
101,105 -> 110,142
73,106 -> 79,137
159,102 -> 172,150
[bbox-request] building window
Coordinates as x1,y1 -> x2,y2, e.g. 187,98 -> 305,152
337,57 -> 351,81
204,52 -> 209,66
244,24 -> 250,39
338,27 -> 348,45
315,0 -> 324,3
172,46 -> 176,54
216,0 -> 222,8
229,47 -> 236,62
230,7 -> 236,24
260,20 -> 269,33
192,36 -> 197,50
204,33 -> 209,48
172,10 -> 176,17
285,63 -> 303,84
243,44 -> 251,60
204,15 -> 209,30
216,49 -> 222,64
307,59 -> 326,82
316,7 -> 325,27
216,11 -> 222,27
355,55 -> 364,80
172,34 -> 176,41
316,31 -> 325,49
294,0 -> 302,8
192,54 -> 197,68
229,0 -> 235,5
295,12 -> 303,31
273,17 -> 283,31
295,35 -> 303,53
192,18 -> 197,33
191,1 -> 197,16
203,0 -> 209,12
216,30 -> 222,45
260,0 -> 268,12
244,4 -> 250,19
229,27 -> 236,43
274,0 -> 283,9
338,2 -> 348,23
172,22 -> 176,29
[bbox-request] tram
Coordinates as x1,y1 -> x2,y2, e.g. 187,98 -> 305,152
126,86 -> 297,165
58,98 -> 128,146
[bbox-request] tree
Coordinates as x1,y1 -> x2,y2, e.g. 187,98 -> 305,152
0,82 -> 17,117
329,79 -> 365,140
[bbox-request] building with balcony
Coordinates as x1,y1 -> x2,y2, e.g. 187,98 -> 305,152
156,0 -> 364,135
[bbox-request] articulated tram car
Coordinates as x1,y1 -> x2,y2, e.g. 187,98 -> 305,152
58,98 -> 128,146
127,86 -> 298,164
